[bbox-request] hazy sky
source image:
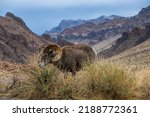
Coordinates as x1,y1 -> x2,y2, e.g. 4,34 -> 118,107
0,0 -> 150,35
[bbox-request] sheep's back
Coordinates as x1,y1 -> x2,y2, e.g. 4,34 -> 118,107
57,47 -> 88,72
73,44 -> 96,61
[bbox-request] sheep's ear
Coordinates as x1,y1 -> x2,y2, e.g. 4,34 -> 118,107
43,44 -> 62,62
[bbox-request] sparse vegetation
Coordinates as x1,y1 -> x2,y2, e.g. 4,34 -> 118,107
28,66 -> 59,99
58,83 -> 73,99
0,54 -> 149,100
72,62 -> 136,99
7,54 -> 137,100
136,69 -> 150,99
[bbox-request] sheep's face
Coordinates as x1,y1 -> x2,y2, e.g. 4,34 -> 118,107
38,44 -> 62,68
38,49 -> 57,68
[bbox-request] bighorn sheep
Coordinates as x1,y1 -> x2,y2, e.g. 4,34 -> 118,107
38,43 -> 97,75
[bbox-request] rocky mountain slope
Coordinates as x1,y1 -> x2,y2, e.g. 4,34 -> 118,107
110,37 -> 150,70
60,17 -> 129,45
46,15 -> 121,34
0,12 -> 51,63
57,38 -> 74,47
92,34 -> 121,54
130,5 -> 150,27
45,5 -> 150,46
45,15 -> 126,45
98,23 -> 150,58
47,19 -> 86,34
88,15 -> 122,24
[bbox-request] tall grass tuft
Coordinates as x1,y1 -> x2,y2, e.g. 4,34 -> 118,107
28,65 -> 59,99
74,62 -> 136,99
136,69 -> 150,99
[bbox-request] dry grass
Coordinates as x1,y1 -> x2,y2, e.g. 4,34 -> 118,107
73,62 -> 136,99
135,69 -> 150,99
1,53 -> 149,100
9,53 -> 137,99
110,39 -> 150,71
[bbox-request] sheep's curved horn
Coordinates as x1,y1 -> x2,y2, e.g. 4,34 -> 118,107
43,44 -> 62,62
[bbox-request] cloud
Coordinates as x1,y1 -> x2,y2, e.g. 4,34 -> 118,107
2,0 -> 140,8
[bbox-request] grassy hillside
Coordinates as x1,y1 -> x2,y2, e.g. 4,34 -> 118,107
0,54 -> 149,99
0,38 -> 150,100
110,38 -> 150,70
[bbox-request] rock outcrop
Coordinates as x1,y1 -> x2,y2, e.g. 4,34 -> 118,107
0,12 -> 51,63
45,5 -> 150,46
98,25 -> 150,58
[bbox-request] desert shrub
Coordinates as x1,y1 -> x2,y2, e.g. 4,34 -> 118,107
27,65 -> 75,99
58,84 -> 73,99
136,69 -> 150,99
28,65 -> 59,99
76,62 -> 136,99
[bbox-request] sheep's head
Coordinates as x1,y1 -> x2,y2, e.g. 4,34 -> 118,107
38,44 -> 62,68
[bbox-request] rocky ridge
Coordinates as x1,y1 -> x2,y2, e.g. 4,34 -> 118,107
0,12 -> 51,63
45,5 -> 150,46
98,24 -> 150,58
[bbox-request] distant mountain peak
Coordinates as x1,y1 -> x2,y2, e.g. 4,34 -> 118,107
46,15 -> 123,35
47,19 -> 86,34
138,5 -> 150,16
140,5 -> 150,12
5,12 -> 31,31
44,5 -> 150,46
6,12 -> 25,24
97,15 -> 121,20
88,15 -> 123,25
